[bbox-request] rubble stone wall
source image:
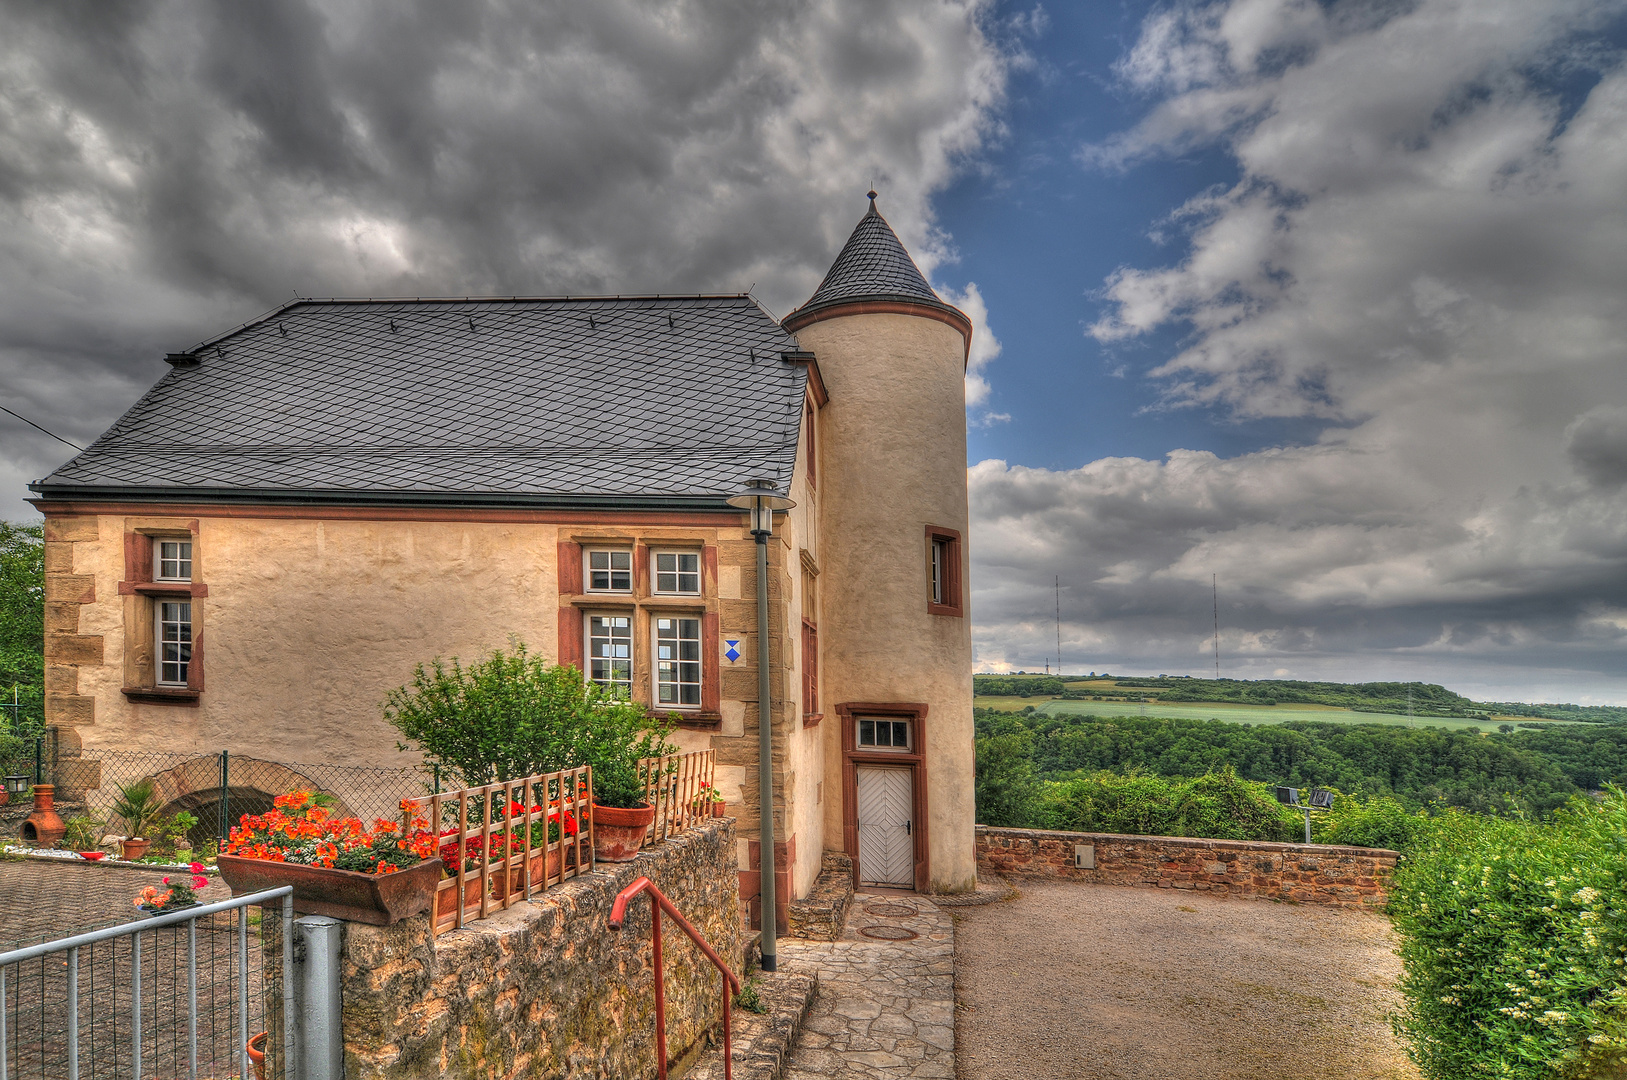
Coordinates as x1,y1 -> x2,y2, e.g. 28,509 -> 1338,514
976,825 -> 1395,908
341,818 -> 742,1080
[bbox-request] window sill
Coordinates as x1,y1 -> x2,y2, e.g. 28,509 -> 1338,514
120,581 -> 209,598
926,601 -> 963,617
647,709 -> 721,730
641,595 -> 706,610
802,712 -> 824,729
122,686 -> 201,707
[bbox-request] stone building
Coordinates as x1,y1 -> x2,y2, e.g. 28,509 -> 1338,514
30,194 -> 976,908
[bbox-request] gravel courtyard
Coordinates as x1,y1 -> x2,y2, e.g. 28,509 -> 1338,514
953,881 -> 1419,1080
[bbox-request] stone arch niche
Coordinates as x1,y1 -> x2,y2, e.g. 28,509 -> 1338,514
128,756 -> 361,846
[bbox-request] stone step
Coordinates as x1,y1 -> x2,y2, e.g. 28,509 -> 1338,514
682,962 -> 819,1080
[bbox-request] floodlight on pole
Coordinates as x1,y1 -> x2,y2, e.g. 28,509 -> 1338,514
725,478 -> 796,971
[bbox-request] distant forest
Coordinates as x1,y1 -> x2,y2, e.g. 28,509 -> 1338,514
971,674 -> 1627,724
975,709 -> 1627,819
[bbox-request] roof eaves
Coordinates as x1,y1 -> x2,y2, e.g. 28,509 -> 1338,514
26,484 -> 750,513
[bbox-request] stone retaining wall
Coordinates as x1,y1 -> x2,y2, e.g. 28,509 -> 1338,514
341,818 -> 743,1080
976,825 -> 1396,908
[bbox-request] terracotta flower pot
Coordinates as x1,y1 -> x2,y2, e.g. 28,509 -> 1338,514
711,802 -> 728,818
592,803 -> 655,862
216,855 -> 443,926
121,837 -> 152,862
247,1031 -> 268,1080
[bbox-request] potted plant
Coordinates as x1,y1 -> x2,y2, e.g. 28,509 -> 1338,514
580,697 -> 678,863
693,782 -> 727,817
134,863 -> 210,917
111,779 -> 164,861
433,797 -> 583,918
152,810 -> 199,862
62,813 -> 105,856
216,791 -> 442,925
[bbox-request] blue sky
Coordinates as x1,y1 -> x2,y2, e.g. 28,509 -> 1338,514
945,3 -> 1326,470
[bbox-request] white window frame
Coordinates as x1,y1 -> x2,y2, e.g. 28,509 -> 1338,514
930,540 -> 946,605
156,600 -> 192,686
651,549 -> 701,596
652,614 -> 703,709
856,716 -> 911,752
155,538 -> 193,583
585,548 -> 633,593
585,612 -> 634,698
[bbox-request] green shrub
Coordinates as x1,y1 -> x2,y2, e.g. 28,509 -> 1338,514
974,732 -> 1042,827
1036,767 -> 1299,842
384,642 -> 676,806
1313,793 -> 1430,852
1389,792 -> 1627,1078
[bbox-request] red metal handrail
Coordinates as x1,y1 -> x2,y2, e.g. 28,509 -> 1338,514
609,876 -> 742,1080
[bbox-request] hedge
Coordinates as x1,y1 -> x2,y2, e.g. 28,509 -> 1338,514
1389,791 -> 1627,1078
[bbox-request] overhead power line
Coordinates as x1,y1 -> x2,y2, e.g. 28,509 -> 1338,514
0,403 -> 84,451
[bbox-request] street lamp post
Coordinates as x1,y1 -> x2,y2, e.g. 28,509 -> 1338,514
727,479 -> 796,971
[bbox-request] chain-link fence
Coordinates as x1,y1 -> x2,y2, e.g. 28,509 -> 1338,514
32,733 -> 430,853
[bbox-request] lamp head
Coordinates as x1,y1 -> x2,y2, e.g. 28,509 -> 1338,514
3,775 -> 29,796
1273,786 -> 1300,806
726,479 -> 796,536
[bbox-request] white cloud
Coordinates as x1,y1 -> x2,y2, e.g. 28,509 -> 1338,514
973,0 -> 1627,702
938,280 -> 1003,411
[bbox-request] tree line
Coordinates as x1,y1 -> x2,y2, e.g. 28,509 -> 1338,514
975,709 -> 1627,828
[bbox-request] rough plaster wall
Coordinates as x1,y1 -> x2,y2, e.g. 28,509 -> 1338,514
75,516 -> 559,763
795,313 -> 977,893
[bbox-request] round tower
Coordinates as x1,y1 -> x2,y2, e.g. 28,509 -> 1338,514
784,193 -> 976,894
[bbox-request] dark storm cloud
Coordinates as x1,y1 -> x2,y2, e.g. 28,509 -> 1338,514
0,0 -> 1008,507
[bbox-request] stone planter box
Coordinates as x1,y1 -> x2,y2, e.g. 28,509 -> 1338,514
217,855 -> 443,925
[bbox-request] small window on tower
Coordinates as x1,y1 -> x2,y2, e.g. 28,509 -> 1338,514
925,526 -> 963,617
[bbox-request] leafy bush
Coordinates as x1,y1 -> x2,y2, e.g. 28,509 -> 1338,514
385,643 -> 595,786
1035,767 -> 1299,842
0,522 -> 43,737
384,642 -> 676,807
1389,791 -> 1627,1078
1313,793 -> 1430,852
974,732 -> 1042,827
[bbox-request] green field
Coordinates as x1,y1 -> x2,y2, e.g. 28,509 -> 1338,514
989,697 -> 1571,731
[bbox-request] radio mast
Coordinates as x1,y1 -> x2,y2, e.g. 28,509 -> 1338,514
1212,575 -> 1220,680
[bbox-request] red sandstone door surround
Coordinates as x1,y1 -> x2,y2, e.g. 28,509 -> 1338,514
837,701 -> 929,892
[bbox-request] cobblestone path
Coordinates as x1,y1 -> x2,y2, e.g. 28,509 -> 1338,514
777,893 -> 956,1079
0,856 -> 232,948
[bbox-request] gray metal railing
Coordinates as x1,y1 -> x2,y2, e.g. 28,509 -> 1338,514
0,888 -> 293,1080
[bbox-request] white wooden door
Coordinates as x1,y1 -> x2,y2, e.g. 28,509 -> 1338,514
856,766 -> 914,887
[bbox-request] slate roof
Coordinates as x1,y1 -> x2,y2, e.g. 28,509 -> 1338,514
787,194 -> 955,322
33,295 -> 808,508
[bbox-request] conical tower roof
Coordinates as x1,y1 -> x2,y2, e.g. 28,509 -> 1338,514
801,192 -> 942,309
783,194 -> 971,356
